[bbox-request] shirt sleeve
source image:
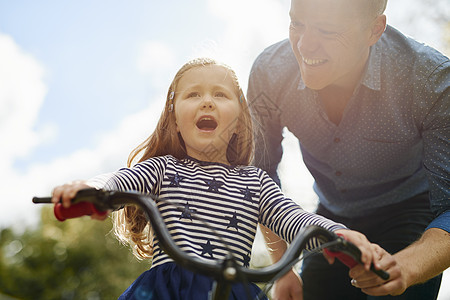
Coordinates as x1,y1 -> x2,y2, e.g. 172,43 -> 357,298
426,211 -> 450,232
86,156 -> 167,195
257,170 -> 346,249
420,60 -> 450,232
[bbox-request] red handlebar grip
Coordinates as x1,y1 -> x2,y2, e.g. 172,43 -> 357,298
323,248 -> 358,268
54,202 -> 107,221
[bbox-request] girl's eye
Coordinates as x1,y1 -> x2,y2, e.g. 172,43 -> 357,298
187,92 -> 200,98
214,92 -> 227,98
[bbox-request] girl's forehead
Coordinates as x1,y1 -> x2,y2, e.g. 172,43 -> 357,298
178,65 -> 236,88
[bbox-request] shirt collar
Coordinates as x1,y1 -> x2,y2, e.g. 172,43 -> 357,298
297,41 -> 382,92
362,42 -> 382,91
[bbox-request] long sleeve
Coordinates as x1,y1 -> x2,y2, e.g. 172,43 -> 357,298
257,170 -> 346,249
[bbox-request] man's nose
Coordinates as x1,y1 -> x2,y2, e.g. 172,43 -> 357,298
298,27 -> 319,53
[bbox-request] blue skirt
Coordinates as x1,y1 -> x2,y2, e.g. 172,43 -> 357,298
118,262 -> 268,300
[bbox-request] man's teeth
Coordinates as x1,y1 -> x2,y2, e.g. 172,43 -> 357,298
302,57 -> 326,65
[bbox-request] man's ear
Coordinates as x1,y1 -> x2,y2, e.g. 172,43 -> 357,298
368,14 -> 387,46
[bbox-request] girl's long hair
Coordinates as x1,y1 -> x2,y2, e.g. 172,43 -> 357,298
113,57 -> 255,260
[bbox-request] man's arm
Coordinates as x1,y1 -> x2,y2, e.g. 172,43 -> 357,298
394,228 -> 450,288
350,224 -> 450,296
260,224 -> 303,300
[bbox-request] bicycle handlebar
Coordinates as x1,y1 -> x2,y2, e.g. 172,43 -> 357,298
33,188 -> 389,288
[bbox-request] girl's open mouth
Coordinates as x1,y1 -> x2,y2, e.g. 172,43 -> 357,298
196,117 -> 218,131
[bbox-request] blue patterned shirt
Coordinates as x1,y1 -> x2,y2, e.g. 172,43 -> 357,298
88,155 -> 345,268
248,25 -> 449,232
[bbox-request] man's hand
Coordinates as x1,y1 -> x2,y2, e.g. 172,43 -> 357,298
350,228 -> 450,296
271,269 -> 303,300
349,245 -> 406,296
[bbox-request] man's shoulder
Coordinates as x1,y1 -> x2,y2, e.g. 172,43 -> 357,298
249,38 -> 301,90
252,38 -> 298,71
380,25 -> 449,70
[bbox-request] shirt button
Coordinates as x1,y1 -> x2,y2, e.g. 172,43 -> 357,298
335,171 -> 342,176
334,137 -> 341,143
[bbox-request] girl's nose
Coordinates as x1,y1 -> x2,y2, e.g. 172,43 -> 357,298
201,96 -> 214,109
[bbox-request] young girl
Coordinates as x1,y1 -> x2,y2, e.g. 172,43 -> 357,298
52,58 -> 380,299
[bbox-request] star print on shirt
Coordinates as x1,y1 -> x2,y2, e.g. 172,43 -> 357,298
175,159 -> 187,167
200,239 -> 216,258
240,186 -> 256,203
226,211 -> 239,231
168,172 -> 184,187
179,202 -> 196,221
203,178 -> 224,192
243,252 -> 251,268
237,168 -> 251,177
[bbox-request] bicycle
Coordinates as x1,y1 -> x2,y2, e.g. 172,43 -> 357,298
33,188 -> 389,300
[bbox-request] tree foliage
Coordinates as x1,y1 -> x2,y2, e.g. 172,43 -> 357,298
0,207 -> 150,300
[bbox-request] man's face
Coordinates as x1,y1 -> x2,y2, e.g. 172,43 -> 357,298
289,0 -> 375,91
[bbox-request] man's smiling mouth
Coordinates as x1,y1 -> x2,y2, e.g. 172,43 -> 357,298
302,56 -> 327,66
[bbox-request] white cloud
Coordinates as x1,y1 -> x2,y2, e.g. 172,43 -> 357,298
385,0 -> 448,52
0,32 -> 166,230
136,40 -> 177,74
204,0 -> 290,91
0,33 -> 52,229
1,93 -> 164,231
0,33 -> 50,169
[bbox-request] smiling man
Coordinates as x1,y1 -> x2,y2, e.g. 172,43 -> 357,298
248,0 -> 450,299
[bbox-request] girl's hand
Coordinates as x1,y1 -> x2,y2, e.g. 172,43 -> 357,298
51,180 -> 91,207
331,229 -> 382,272
51,181 -> 109,220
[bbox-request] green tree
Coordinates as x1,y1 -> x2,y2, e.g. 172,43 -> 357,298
0,207 -> 149,300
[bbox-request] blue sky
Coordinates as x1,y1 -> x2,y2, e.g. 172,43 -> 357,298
3,1 -> 227,165
0,1 -> 449,297
0,0 -> 291,228
1,0 -> 448,226
1,0 -> 448,228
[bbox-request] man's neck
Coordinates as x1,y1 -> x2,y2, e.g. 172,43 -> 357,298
318,86 -> 355,125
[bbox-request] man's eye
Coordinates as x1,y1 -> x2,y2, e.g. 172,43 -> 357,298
289,21 -> 304,31
319,28 -> 336,36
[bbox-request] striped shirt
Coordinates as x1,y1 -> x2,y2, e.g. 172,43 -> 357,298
89,155 -> 345,268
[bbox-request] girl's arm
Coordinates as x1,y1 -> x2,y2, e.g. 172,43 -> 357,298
52,157 -> 167,208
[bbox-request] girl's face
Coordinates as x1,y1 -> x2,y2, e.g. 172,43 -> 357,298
174,65 -> 241,164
